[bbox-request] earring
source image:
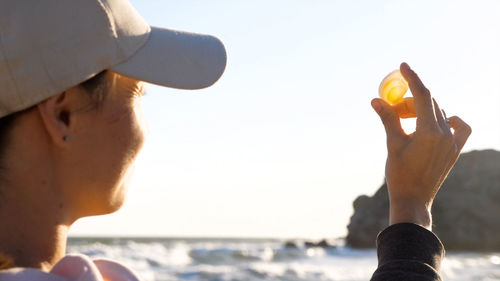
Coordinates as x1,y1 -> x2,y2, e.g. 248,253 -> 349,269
62,135 -> 68,141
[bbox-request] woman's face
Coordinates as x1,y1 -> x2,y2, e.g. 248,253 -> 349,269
63,72 -> 147,218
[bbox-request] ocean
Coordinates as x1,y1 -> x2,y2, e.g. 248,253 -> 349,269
67,237 -> 500,281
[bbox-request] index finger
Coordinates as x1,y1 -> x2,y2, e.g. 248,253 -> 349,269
400,63 -> 437,129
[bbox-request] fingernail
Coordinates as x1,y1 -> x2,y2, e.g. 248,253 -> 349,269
371,100 -> 382,113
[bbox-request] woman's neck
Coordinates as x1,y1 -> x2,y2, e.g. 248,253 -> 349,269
0,181 -> 71,272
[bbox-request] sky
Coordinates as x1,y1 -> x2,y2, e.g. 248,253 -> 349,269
69,0 -> 500,239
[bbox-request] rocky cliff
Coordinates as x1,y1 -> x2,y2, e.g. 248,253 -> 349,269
346,149 -> 500,251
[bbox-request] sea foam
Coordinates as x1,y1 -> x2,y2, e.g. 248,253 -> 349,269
67,237 -> 499,281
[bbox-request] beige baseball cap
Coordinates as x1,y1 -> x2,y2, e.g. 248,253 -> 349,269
0,0 -> 227,118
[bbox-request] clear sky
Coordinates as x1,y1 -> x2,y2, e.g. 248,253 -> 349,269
69,0 -> 500,239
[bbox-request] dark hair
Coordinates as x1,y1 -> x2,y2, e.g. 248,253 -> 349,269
79,70 -> 109,110
0,70 -> 110,182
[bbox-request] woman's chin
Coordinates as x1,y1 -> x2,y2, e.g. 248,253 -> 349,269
86,198 -> 126,217
84,186 -> 128,217
106,186 -> 128,214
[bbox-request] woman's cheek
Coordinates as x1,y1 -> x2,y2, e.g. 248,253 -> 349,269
108,103 -> 146,212
132,98 -> 147,154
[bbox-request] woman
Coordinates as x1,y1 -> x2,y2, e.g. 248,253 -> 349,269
0,0 -> 226,280
0,1 -> 470,281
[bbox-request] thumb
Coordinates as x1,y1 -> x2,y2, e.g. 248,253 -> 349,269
371,98 -> 405,140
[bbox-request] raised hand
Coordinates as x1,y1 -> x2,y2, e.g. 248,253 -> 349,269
371,63 -> 472,230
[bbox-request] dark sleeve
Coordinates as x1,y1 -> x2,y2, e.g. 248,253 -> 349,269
370,223 -> 445,281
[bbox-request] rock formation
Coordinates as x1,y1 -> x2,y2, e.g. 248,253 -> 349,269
346,149 -> 500,251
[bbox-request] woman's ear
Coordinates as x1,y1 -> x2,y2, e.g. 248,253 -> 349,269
37,90 -> 75,147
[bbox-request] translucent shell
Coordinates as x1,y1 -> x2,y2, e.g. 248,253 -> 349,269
379,70 -> 408,105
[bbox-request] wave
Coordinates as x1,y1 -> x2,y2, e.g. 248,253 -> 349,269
67,238 -> 500,281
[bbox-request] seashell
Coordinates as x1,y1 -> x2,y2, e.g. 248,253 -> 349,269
379,70 -> 408,104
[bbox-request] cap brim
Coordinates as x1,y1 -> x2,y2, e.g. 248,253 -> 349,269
111,26 -> 227,90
